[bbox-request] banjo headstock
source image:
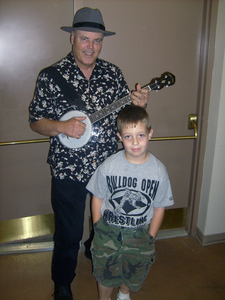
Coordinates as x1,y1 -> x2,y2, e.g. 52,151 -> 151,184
146,72 -> 176,91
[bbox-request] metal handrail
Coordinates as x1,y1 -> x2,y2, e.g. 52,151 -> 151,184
0,138 -> 50,146
0,120 -> 197,146
152,122 -> 197,141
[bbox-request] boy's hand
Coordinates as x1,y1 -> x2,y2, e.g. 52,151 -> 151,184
149,207 -> 165,238
92,195 -> 103,224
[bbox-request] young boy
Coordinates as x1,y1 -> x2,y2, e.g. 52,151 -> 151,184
86,105 -> 174,300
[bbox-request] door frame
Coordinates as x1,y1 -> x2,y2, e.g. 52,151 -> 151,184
187,0 -> 219,236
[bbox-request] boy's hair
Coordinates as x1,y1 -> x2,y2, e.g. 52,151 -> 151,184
117,105 -> 151,134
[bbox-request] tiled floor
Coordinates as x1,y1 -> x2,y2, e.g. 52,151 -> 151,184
0,236 -> 225,300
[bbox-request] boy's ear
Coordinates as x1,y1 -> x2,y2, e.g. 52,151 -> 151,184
117,132 -> 122,141
148,128 -> 153,140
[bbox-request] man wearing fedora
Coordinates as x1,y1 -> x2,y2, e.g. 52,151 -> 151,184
29,7 -> 148,300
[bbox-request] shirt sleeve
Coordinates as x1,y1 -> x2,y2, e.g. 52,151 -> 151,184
86,163 -> 109,200
153,166 -> 174,208
29,68 -> 59,123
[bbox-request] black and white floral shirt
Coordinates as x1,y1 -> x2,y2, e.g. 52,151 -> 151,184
29,52 -> 129,182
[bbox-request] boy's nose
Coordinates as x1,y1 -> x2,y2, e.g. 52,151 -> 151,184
132,137 -> 139,145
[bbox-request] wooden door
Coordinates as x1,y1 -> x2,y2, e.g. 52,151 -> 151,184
80,0 -> 209,233
0,0 -> 73,221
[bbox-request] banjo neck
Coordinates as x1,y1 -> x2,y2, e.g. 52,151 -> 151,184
88,72 -> 175,124
89,84 -> 154,124
89,93 -> 135,124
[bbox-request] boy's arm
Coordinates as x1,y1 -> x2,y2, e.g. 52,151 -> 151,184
149,207 -> 165,238
91,195 -> 104,224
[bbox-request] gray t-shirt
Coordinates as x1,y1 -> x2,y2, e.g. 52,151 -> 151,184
86,150 -> 174,228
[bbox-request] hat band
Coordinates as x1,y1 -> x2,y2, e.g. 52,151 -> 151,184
73,21 -> 105,31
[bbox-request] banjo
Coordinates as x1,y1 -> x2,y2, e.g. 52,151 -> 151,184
58,72 -> 175,149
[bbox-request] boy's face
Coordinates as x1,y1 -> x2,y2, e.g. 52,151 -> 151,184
117,121 -> 153,164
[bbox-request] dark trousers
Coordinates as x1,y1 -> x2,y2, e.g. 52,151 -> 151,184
51,177 -> 88,285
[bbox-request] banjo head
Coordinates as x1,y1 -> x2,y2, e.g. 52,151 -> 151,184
58,110 -> 92,149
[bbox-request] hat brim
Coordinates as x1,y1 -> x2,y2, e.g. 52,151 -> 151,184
61,26 -> 116,36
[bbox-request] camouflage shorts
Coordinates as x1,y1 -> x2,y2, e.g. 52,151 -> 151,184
91,217 -> 156,292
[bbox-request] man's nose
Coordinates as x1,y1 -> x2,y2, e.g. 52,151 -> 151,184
88,41 -> 94,49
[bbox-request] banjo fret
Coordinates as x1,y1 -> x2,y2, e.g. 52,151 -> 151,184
89,94 -> 133,124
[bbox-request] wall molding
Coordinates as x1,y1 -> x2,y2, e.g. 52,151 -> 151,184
196,227 -> 225,246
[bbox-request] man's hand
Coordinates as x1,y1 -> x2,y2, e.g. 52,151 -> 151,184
131,83 -> 149,108
30,116 -> 86,138
60,116 -> 86,139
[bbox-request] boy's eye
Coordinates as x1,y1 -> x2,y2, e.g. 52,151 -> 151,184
139,134 -> 145,138
124,135 -> 131,139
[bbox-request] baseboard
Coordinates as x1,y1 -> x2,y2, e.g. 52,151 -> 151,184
0,228 -> 188,255
0,241 -> 54,255
0,234 -> 54,255
156,228 -> 188,240
196,227 -> 225,246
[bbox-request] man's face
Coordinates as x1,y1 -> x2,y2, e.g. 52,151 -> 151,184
71,30 -> 104,71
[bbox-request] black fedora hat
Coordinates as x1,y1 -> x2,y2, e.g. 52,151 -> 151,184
61,7 -> 116,37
